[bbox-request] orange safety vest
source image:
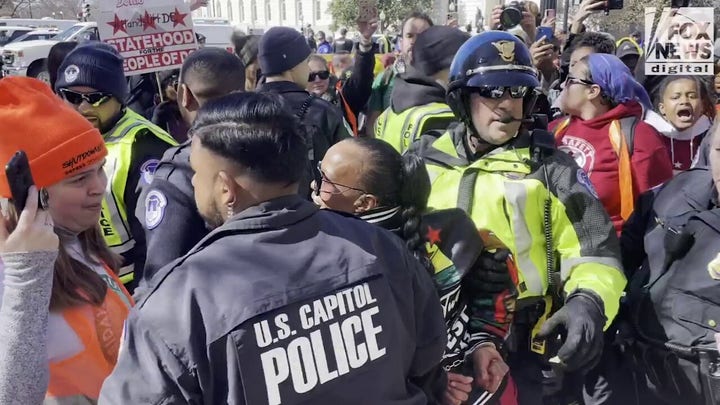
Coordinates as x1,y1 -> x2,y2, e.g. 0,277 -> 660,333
336,80 -> 358,136
46,264 -> 134,402
554,117 -> 634,221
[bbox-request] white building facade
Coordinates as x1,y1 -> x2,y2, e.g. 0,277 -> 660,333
194,0 -> 541,35
194,0 -> 334,34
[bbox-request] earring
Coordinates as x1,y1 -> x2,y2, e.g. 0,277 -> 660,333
227,205 -> 234,218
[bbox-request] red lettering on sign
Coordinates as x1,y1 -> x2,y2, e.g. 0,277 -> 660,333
123,50 -> 193,73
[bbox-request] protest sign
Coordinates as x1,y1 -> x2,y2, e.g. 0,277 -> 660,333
98,0 -> 198,75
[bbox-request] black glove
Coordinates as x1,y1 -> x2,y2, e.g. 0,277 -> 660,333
536,289 -> 607,371
465,249 -> 514,295
475,249 -> 515,294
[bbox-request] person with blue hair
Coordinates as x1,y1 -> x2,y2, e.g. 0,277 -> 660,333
551,52 -> 673,235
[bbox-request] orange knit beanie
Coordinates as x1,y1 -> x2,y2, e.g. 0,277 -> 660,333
0,77 -> 107,198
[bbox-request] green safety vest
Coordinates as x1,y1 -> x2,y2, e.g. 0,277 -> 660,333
422,132 -> 626,329
100,108 -> 178,284
375,102 -> 455,154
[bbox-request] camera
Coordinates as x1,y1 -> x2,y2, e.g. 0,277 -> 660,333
500,1 -> 526,30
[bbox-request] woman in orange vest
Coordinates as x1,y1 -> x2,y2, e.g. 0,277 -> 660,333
0,77 -> 133,404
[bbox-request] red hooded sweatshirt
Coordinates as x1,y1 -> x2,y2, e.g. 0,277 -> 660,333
550,101 -> 673,234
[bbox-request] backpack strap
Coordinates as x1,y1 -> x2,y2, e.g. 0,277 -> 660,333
609,117 -> 637,221
618,115 -> 638,156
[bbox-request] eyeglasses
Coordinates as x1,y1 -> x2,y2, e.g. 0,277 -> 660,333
564,76 -> 595,87
309,70 -> 330,82
471,86 -> 533,99
316,162 -> 366,195
59,89 -> 113,107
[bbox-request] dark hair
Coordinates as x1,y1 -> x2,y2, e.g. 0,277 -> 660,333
654,75 -> 716,119
401,11 -> 434,35
340,28 -> 348,36
349,138 -> 432,272
48,41 -> 78,92
5,206 -> 121,311
189,92 -> 309,185
180,47 -> 246,100
570,32 -> 616,55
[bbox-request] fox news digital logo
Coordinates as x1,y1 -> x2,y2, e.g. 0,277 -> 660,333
645,7 -> 714,75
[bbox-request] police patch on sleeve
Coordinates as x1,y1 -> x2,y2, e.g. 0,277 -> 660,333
235,279 -> 391,405
576,169 -> 599,199
140,159 -> 160,185
145,190 -> 167,230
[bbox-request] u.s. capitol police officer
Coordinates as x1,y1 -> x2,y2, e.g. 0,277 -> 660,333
100,92 -> 447,404
135,48 -> 246,285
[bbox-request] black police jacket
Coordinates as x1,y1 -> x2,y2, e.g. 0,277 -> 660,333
257,80 -> 351,159
135,141 -> 207,286
622,167 -> 720,353
100,195 -> 447,404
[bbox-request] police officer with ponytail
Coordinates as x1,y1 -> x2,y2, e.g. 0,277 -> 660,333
412,31 -> 626,404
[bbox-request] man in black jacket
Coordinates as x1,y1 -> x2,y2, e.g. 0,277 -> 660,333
257,26 -> 352,197
99,92 -> 446,404
135,48 -> 246,285
333,28 -> 355,53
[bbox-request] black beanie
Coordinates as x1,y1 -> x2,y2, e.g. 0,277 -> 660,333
54,41 -> 129,103
412,26 -> 471,77
258,27 -> 312,76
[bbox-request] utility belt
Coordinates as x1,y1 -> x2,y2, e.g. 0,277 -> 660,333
625,335 -> 720,405
507,295 -> 563,364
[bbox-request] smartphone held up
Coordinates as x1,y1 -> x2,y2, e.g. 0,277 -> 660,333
5,150 -> 47,213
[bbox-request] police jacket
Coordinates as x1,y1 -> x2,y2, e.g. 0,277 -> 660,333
100,195 -> 447,404
135,141 -> 208,285
375,66 -> 455,154
101,108 -> 177,289
257,80 -> 352,151
257,81 -> 352,197
412,124 -> 626,329
621,168 -> 720,403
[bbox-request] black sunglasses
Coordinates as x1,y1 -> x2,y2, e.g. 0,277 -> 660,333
309,70 -> 330,82
565,76 -> 595,87
59,89 -> 113,107
471,86 -> 532,99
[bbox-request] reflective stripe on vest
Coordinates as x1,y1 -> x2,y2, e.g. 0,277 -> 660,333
375,102 -> 454,154
424,134 -> 548,298
100,109 -> 177,277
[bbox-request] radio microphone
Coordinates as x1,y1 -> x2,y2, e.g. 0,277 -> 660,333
498,116 -> 535,124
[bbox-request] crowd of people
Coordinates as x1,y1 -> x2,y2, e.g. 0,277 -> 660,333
0,0 -> 719,404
